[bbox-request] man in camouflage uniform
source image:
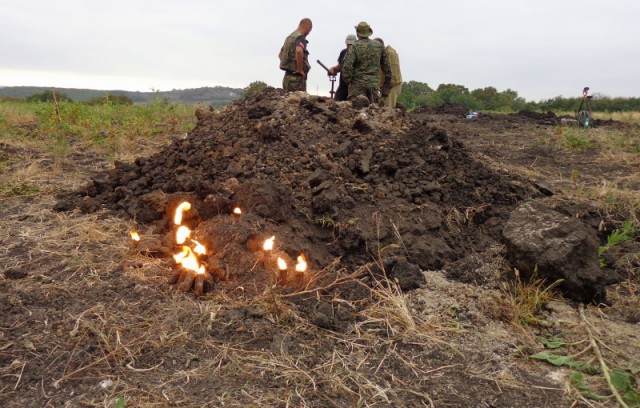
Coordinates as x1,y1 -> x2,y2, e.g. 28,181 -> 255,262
374,38 -> 403,108
341,21 -> 391,103
279,18 -> 313,92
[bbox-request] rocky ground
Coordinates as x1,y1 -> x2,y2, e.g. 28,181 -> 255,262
1,90 -> 638,407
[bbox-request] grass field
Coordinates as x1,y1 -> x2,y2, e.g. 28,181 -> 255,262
0,100 -> 638,407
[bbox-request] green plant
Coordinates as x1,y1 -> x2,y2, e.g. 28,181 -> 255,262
599,220 -> 635,267
532,306 -> 640,407
242,81 -> 268,99
0,182 -> 40,196
561,128 -> 593,152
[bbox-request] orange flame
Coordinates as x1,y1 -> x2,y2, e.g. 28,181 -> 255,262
196,265 -> 206,275
191,239 -> 207,255
176,226 -> 191,245
129,230 -> 141,242
174,201 -> 191,225
233,207 -> 242,215
295,254 -> 307,273
277,257 -> 287,271
173,246 -> 190,263
263,236 -> 275,251
180,248 -> 200,272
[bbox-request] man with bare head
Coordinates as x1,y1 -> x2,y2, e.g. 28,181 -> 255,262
279,18 -> 313,92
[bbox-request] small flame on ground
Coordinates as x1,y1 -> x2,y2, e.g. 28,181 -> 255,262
129,230 -> 141,242
179,248 -> 200,272
233,207 -> 242,215
173,246 -> 190,263
277,257 -> 287,271
196,265 -> 206,275
176,226 -> 191,245
263,236 -> 275,251
295,254 -> 307,272
191,239 -> 207,255
174,201 -> 192,225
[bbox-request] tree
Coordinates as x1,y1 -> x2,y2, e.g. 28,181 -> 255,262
242,81 -> 268,99
85,94 -> 134,106
397,81 -> 434,110
26,89 -> 72,103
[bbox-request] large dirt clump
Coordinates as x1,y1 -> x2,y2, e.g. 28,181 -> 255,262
55,88 -> 542,294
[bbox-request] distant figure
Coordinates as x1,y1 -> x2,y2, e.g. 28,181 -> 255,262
328,34 -> 357,101
279,18 -> 313,92
374,38 -> 403,108
342,22 -> 391,103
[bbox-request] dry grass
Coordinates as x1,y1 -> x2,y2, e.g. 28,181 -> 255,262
4,105 -> 639,407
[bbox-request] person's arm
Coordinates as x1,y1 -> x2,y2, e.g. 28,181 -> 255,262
295,45 -> 306,78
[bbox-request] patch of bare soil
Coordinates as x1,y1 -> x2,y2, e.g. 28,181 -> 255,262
1,93 -> 638,407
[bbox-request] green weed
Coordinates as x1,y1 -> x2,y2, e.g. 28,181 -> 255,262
599,220 -> 636,267
560,128 -> 594,152
0,182 -> 40,197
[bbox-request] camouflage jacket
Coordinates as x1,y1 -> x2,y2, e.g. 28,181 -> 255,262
342,38 -> 391,89
279,30 -> 310,73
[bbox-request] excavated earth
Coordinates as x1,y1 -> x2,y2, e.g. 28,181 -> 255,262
55,88 -> 545,303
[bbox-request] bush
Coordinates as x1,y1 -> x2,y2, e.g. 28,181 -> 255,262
85,94 -> 134,106
242,81 -> 268,99
26,90 -> 72,103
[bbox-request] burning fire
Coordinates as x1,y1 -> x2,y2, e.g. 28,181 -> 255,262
191,239 -> 207,255
277,257 -> 287,271
233,207 -> 242,216
295,254 -> 307,273
174,201 -> 191,225
129,230 -> 141,242
173,246 -> 205,275
263,236 -> 275,251
176,226 -> 191,245
173,246 -> 190,263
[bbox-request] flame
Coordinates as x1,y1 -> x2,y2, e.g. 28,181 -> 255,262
179,247 -> 200,272
277,257 -> 287,271
129,230 -> 141,242
295,254 -> 307,273
174,201 -> 191,225
176,226 -> 191,245
263,236 -> 275,251
173,246 -> 190,263
196,265 -> 206,275
191,239 -> 207,255
233,207 -> 242,215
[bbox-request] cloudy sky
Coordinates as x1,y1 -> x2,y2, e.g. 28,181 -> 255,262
1,0 -> 638,101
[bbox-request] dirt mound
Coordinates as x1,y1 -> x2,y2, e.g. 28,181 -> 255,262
55,88 -> 541,299
412,103 -> 469,116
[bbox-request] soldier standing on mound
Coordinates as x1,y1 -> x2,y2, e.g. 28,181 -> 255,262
279,18 -> 313,92
341,21 -> 391,103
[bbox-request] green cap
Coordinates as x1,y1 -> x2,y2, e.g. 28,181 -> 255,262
355,21 -> 373,38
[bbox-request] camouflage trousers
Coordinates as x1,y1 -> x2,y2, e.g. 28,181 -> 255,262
348,85 -> 380,103
283,72 -> 307,92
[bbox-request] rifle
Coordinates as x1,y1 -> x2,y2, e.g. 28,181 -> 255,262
316,60 -> 336,99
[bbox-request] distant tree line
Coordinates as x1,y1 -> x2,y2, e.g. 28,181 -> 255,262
398,81 -> 640,112
0,86 -> 243,105
5,83 -> 640,112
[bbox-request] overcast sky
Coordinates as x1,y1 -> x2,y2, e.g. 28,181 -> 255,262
1,0 -> 638,101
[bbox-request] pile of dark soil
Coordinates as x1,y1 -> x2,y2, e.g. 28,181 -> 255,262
412,103 -> 470,116
55,88 -> 542,298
